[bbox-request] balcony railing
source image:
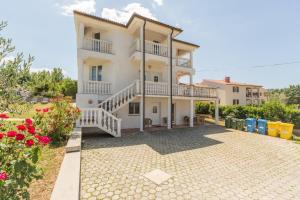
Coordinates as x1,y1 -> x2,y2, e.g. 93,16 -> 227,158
83,38 -> 113,54
176,58 -> 191,68
136,80 -> 217,98
82,81 -> 112,95
131,39 -> 168,57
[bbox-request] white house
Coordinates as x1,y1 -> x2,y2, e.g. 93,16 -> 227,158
199,77 -> 267,106
74,11 -> 219,137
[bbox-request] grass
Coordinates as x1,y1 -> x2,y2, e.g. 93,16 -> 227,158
10,103 -> 52,119
28,144 -> 65,200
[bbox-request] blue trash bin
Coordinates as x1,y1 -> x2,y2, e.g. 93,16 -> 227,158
258,119 -> 267,134
246,118 -> 256,133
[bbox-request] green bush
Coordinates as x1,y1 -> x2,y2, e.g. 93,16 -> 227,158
195,100 -> 300,128
34,97 -> 80,143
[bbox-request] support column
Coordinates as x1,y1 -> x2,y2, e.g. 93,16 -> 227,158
215,99 -> 219,125
78,23 -> 84,49
190,99 -> 194,127
77,58 -> 84,94
139,22 -> 146,132
190,74 -> 193,97
167,30 -> 174,129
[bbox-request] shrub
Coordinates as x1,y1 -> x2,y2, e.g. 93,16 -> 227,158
195,100 -> 300,128
0,115 -> 51,200
34,96 -> 80,143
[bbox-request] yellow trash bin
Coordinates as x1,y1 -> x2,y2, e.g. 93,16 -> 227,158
279,123 -> 294,140
267,122 -> 280,137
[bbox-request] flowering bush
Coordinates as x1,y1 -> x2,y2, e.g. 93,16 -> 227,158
34,97 -> 80,143
0,114 -> 51,200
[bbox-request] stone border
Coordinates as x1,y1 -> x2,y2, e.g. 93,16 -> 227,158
51,128 -> 82,200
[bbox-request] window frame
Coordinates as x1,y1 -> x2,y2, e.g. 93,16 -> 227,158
128,102 -> 140,115
89,65 -> 102,81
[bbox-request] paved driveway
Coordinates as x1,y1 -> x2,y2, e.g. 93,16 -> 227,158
81,125 -> 300,200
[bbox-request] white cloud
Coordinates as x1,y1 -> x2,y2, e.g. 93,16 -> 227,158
153,0 -> 163,6
0,55 -> 15,65
60,0 -> 96,16
101,3 -> 157,24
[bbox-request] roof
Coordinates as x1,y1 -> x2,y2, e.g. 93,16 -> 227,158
202,79 -> 263,87
173,39 -> 200,48
74,10 -> 198,48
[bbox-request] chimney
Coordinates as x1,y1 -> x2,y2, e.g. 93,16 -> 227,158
224,76 -> 230,83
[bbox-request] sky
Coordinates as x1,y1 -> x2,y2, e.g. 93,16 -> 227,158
1,0 -> 300,89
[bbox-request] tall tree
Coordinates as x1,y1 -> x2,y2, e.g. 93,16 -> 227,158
0,21 -> 33,112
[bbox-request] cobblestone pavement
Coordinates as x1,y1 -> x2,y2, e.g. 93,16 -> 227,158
81,125 -> 300,200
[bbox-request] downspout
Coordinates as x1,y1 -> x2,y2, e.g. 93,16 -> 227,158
170,29 -> 174,128
142,20 -> 146,130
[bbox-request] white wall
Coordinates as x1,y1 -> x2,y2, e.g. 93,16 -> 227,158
116,97 -> 191,129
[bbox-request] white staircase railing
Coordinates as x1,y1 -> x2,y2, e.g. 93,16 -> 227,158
77,108 -> 121,137
98,82 -> 137,113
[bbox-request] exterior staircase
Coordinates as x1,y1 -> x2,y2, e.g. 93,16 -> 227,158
98,82 -> 137,113
77,82 -> 137,137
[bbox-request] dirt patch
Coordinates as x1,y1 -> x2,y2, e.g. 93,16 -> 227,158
28,145 -> 65,200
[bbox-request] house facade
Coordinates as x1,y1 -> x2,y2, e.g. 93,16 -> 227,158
199,77 -> 267,106
74,11 -> 219,137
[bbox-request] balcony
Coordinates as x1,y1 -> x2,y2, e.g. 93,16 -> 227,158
135,81 -> 217,98
83,38 -> 113,54
176,57 -> 191,68
82,81 -> 112,95
130,39 -> 168,57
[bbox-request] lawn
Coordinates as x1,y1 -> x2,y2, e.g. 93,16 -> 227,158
28,144 -> 65,200
10,103 -> 52,119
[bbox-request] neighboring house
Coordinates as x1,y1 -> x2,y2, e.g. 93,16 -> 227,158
74,11 -> 219,137
199,77 -> 267,106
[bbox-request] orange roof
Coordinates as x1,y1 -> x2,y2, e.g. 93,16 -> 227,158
202,79 -> 263,87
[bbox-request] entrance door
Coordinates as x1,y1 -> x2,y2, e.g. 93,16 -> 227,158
150,103 -> 160,125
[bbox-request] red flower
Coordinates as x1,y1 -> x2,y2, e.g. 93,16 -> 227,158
42,108 -> 49,113
27,125 -> 35,135
25,118 -> 33,125
25,139 -> 34,147
0,133 -> 4,139
16,133 -> 25,141
37,135 -> 51,145
7,131 -> 17,137
0,172 -> 8,180
35,108 -> 41,112
16,124 -> 26,131
0,113 -> 9,119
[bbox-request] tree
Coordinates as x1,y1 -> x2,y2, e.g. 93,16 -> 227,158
0,21 -> 33,112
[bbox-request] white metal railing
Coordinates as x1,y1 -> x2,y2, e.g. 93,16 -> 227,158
131,40 -> 168,57
83,38 -> 113,54
77,108 -> 121,137
145,41 -> 168,57
82,81 -> 112,95
193,87 -> 217,98
135,80 -> 217,98
173,84 -> 191,96
99,82 -> 137,113
176,58 -> 191,68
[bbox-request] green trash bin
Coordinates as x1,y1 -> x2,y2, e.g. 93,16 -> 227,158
225,117 -> 232,128
237,119 -> 245,131
231,118 -> 237,129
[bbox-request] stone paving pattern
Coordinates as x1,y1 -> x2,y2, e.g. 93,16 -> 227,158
81,125 -> 300,200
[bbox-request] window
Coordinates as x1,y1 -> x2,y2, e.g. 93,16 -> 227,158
154,76 -> 159,82
89,66 -> 102,81
153,106 -> 158,113
129,102 -> 140,115
233,86 -> 239,93
94,32 -> 100,40
233,99 -> 239,105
